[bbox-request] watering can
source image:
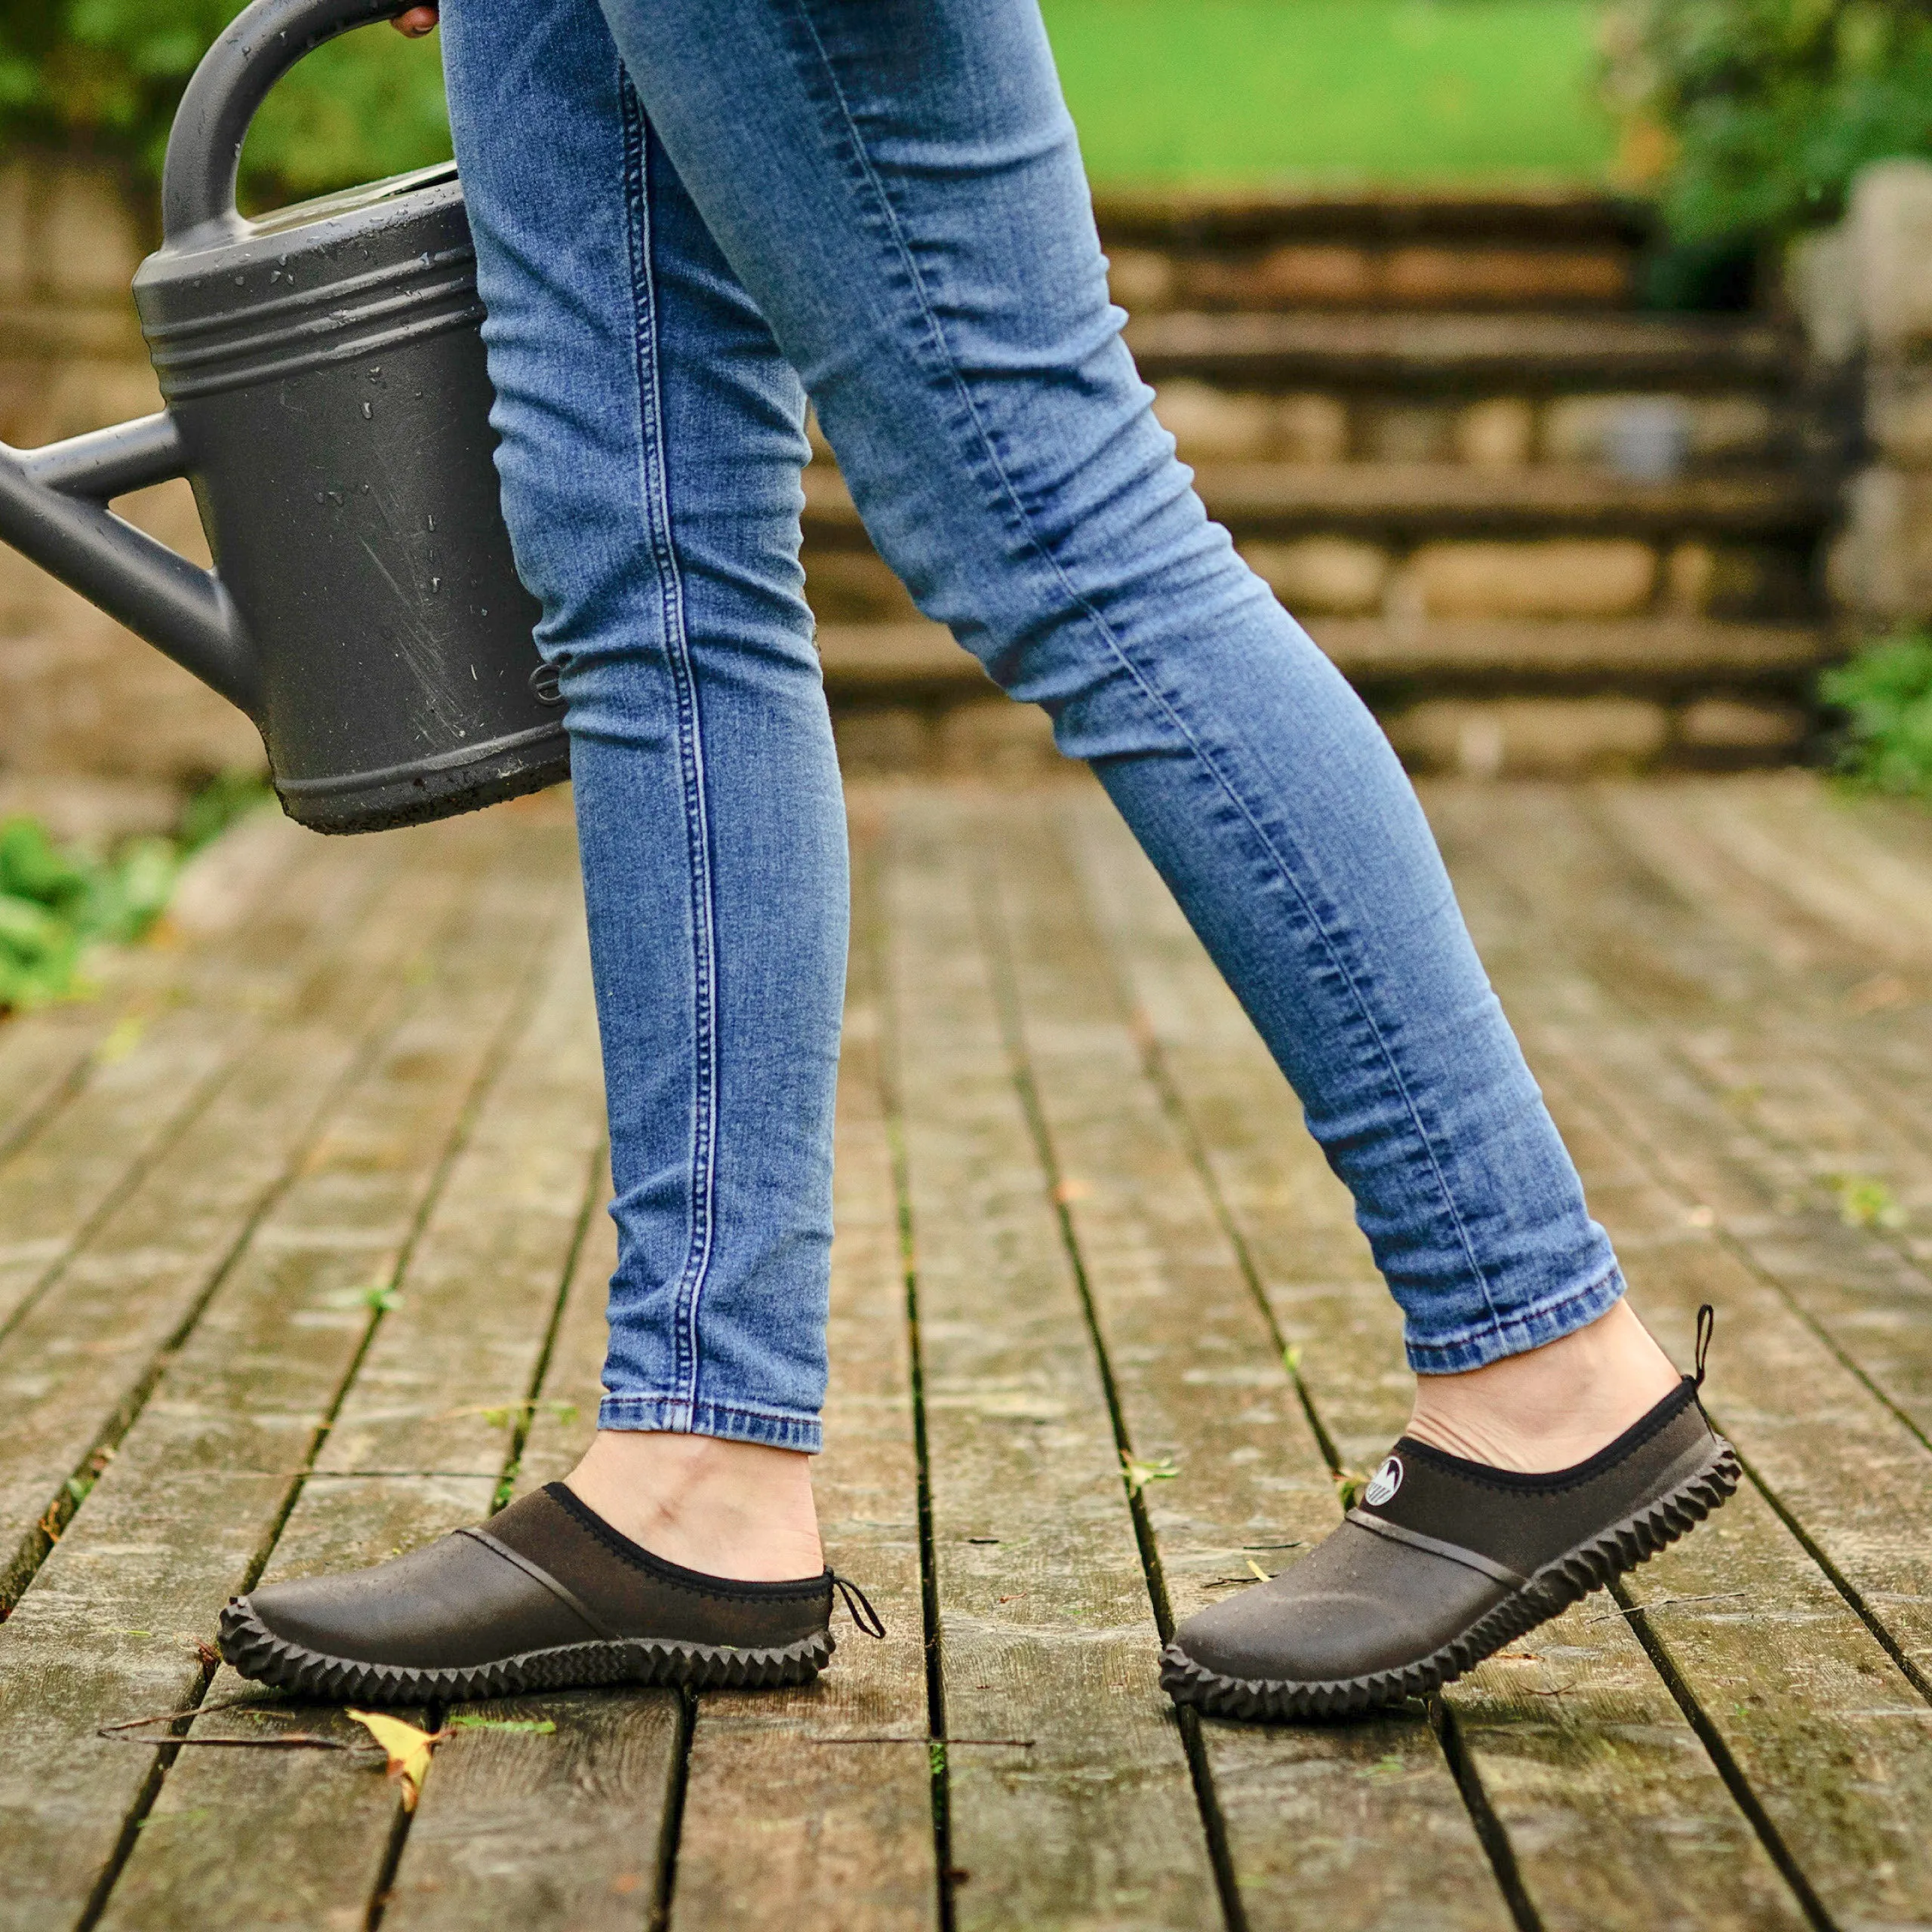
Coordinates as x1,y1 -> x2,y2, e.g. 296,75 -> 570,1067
0,0 -> 565,833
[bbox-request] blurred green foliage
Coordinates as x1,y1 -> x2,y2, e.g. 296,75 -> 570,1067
1821,632 -> 1932,799
0,770 -> 272,1014
1604,0 -> 1932,242
1,0 -> 1620,208
0,0 -> 450,212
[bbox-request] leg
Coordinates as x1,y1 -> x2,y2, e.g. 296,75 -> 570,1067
580,0 -> 1733,1720
441,0 -> 842,1573
589,0 -> 1658,1410
218,0 -> 1730,1714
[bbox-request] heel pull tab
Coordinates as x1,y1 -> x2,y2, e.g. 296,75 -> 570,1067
1694,1303 -> 1715,1390
831,1571 -> 887,1639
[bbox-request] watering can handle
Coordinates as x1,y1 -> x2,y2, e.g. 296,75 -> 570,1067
162,0 -> 414,243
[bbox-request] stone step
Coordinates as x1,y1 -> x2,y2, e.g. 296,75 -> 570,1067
1094,186 -> 1651,248
1144,380 -> 1804,472
1092,188 -> 1654,315
816,617 -> 1828,702
817,620 -> 1826,778
1121,310 -> 1795,392
801,461 -> 1831,549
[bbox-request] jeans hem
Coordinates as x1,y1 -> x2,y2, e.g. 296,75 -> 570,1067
597,1392 -> 823,1453
1406,1263 -> 1626,1375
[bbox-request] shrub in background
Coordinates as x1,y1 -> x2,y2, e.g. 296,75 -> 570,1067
0,0 -> 450,215
1820,632 -> 1932,799
0,772 -> 271,1014
1602,0 -> 1932,246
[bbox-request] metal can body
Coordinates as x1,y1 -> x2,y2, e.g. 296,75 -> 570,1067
134,165 -> 566,833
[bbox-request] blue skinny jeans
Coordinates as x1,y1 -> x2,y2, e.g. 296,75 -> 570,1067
439,0 -> 1625,1453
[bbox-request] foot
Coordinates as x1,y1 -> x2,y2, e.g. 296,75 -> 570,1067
220,1481 -> 838,1702
1161,1302 -> 1737,1721
1405,1297 -> 1683,1472
565,1429 -> 824,1580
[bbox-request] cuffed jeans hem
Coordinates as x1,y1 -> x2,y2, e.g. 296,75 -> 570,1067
595,1392 -> 824,1453
1405,1263 -> 1627,1376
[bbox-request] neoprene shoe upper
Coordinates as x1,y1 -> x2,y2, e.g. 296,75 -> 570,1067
238,1481 -> 837,1670
1168,1375 -> 1731,1693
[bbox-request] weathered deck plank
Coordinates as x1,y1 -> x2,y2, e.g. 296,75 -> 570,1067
980,795 -> 1518,1932
881,794 -> 1224,1930
1062,789 -> 1818,1932
2,773 -> 1931,1927
381,1158 -> 690,1930
0,811 -> 327,1165
99,903 -> 605,1927
1421,784 -> 1932,1923
1458,780 -> 1932,1438
666,801 -> 937,1932
1601,781 -> 1932,1432
0,819 -> 568,1931
0,822 -> 380,1335
1427,787 -> 1932,1686
0,839 -> 462,1614
0,1004 -> 115,1164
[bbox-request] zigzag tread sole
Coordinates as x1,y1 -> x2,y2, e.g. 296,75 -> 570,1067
217,1598 -> 835,1703
1160,1439 -> 1741,1722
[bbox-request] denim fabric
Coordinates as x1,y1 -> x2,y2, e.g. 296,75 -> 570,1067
441,0 -> 1625,1447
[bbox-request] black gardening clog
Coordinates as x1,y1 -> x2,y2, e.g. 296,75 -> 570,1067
1162,1312 -> 1738,1721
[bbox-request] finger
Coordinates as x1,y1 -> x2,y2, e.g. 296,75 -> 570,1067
392,5 -> 439,34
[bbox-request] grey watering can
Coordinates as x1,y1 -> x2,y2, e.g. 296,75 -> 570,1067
0,0 -> 565,833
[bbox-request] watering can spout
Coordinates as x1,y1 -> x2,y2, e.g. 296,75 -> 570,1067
0,414 -> 258,716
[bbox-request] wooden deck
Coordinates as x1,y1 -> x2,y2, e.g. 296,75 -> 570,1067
2,771 -> 1930,1930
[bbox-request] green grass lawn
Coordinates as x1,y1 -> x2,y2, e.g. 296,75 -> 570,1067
1042,0 -> 1617,186
226,0 -> 1617,203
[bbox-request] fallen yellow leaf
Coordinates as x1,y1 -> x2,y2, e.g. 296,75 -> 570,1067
348,1710 -> 442,1810
95,1016 -> 146,1066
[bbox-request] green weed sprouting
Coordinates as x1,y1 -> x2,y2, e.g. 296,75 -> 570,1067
1121,1453 -> 1180,1497
1829,1172 -> 1906,1229
0,771 -> 272,1016
479,1398 -> 580,1431
1820,632 -> 1932,799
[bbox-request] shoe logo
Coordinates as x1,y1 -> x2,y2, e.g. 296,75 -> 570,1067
1364,1456 -> 1403,1507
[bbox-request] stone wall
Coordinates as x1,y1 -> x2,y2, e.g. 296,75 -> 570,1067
0,155 -> 263,787
1817,160 -> 1932,629
0,155 -> 1901,792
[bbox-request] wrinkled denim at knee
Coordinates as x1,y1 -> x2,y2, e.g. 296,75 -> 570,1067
440,0 -> 1625,1451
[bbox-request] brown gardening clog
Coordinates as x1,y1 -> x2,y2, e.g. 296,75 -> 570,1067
219,1480 -> 884,1703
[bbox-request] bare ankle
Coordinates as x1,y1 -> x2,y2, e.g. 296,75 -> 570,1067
1404,1298 -> 1684,1473
564,1429 -> 824,1582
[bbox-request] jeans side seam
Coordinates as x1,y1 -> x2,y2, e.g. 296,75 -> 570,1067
621,74 -> 721,1422
778,2 -> 1501,1326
